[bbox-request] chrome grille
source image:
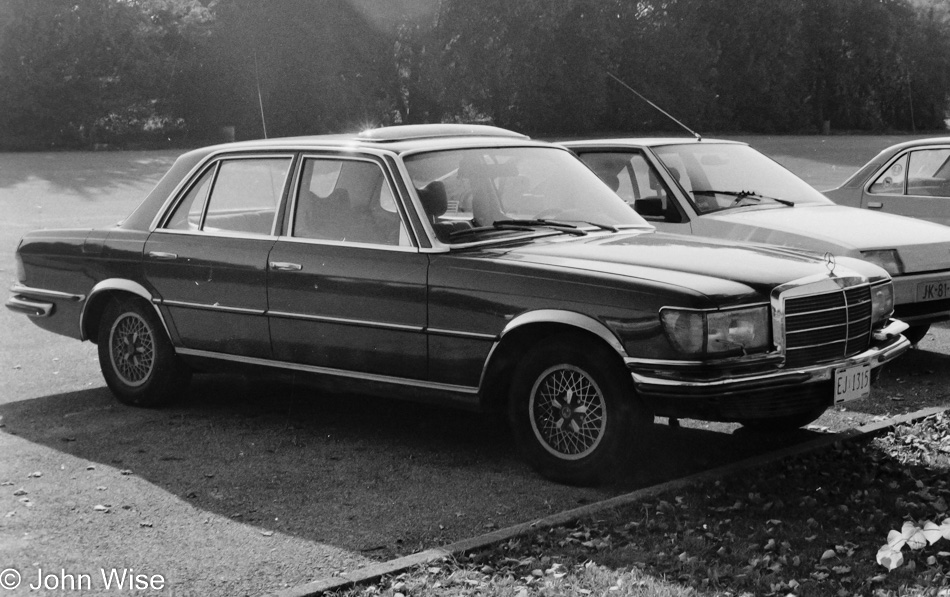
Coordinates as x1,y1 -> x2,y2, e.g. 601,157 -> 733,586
783,285 -> 872,368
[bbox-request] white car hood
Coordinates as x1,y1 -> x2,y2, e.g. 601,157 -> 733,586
693,204 -> 950,274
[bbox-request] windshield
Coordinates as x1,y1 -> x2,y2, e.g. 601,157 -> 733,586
403,146 -> 649,244
652,143 -> 833,215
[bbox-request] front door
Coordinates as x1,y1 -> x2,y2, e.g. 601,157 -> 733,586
266,155 -> 428,379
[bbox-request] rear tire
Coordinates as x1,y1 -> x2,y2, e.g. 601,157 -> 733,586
97,298 -> 190,407
508,335 -> 649,485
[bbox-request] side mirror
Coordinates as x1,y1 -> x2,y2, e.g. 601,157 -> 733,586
634,197 -> 664,218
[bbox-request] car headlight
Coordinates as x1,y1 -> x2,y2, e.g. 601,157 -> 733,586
861,249 -> 904,276
660,306 -> 771,358
870,281 -> 895,326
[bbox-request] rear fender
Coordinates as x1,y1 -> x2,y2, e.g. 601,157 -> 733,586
81,279 -> 171,342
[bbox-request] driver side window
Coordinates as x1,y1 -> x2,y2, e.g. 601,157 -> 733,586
579,151 -> 682,223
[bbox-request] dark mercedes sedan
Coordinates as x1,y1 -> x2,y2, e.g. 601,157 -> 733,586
7,124 -> 909,484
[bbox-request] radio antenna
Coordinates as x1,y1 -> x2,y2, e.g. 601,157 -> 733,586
253,45 -> 268,139
606,72 -> 702,141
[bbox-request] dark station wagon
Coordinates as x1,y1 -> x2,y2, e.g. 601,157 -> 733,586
7,124 -> 910,484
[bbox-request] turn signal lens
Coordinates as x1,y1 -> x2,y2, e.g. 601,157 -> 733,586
870,281 -> 895,325
861,249 -> 903,276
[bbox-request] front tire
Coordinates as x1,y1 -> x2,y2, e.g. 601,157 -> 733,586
508,336 -> 649,485
904,324 -> 931,346
97,298 -> 190,407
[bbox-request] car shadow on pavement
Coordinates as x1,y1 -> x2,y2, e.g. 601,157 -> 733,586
0,373 -> 826,560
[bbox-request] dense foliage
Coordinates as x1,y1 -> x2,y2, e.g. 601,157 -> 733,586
1,0 -> 949,148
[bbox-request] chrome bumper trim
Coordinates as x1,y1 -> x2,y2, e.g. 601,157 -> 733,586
9,283 -> 85,302
5,295 -> 54,318
630,322 -> 910,392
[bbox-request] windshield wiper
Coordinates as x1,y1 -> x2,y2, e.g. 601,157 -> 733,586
447,219 -> 588,241
693,189 -> 795,207
492,219 -> 589,236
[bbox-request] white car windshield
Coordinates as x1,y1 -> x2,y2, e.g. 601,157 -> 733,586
404,146 -> 649,244
652,143 -> 833,215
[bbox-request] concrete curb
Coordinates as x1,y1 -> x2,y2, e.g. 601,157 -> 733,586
267,405 -> 949,597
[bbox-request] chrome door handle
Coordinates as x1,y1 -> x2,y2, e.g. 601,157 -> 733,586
270,261 -> 302,271
867,202 -> 883,209
148,251 -> 178,260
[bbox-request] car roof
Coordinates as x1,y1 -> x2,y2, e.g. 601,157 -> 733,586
561,137 -> 746,148
196,124 -> 540,155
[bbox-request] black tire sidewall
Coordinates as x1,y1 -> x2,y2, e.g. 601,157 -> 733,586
97,298 -> 187,407
508,336 -> 644,485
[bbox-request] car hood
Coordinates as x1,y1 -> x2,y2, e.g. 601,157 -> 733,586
498,230 -> 879,305
695,204 -> 950,274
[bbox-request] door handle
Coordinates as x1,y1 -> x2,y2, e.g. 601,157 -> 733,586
867,202 -> 883,209
270,261 -> 302,271
148,251 -> 178,260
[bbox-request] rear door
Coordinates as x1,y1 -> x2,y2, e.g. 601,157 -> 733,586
144,154 -> 293,358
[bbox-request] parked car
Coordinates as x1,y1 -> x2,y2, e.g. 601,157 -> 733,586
825,136 -> 950,227
563,138 -> 950,345
8,125 -> 909,485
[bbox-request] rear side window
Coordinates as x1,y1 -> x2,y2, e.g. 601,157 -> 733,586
164,157 -> 292,235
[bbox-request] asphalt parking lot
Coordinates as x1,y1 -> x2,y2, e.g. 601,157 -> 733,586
2,137 -> 949,596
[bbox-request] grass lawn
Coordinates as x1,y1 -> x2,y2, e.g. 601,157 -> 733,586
333,412 -> 950,597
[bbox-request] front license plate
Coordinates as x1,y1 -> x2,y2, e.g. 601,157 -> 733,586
834,364 -> 871,404
917,280 -> 950,302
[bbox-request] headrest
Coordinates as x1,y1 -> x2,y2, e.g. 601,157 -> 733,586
417,181 -> 448,218
602,173 -> 620,192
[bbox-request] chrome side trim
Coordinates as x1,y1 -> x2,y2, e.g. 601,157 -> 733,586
81,279 -> 171,341
10,283 -> 84,302
500,310 -> 628,356
268,310 -> 424,332
6,295 -> 54,317
160,299 -> 266,316
175,347 -> 479,395
272,235 -> 420,253
426,327 -> 498,341
478,309 -> 628,390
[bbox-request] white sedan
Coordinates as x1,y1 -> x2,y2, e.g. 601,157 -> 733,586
563,138 -> 950,344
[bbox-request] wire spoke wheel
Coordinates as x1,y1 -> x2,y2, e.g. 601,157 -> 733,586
109,312 -> 156,387
529,364 -> 607,460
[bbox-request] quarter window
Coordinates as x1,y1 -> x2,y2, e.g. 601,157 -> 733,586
870,155 -> 908,195
166,169 -> 213,230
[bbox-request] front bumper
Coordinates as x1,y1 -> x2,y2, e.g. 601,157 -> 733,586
627,319 -> 911,422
